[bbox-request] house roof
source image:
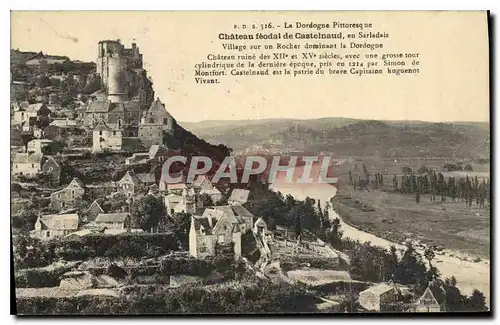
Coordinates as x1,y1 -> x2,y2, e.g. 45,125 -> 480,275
416,287 -> 439,306
25,103 -> 46,113
193,175 -> 211,187
93,121 -> 113,131
95,213 -> 130,223
88,200 -> 104,213
123,100 -> 141,112
148,144 -> 168,158
69,177 -> 86,190
118,171 -> 140,185
87,100 -> 111,113
13,153 -> 43,164
231,204 -> 254,219
165,193 -> 182,203
361,283 -> 411,297
28,139 -> 53,145
229,189 -> 250,204
43,156 -> 60,169
50,119 -> 78,128
167,183 -> 188,190
38,213 -> 80,230
200,188 -> 221,195
136,173 -> 156,184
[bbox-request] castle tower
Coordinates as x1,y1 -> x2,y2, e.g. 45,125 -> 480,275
107,54 -> 129,103
96,40 -> 142,103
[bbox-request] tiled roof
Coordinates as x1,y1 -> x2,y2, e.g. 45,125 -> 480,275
13,153 -> 43,164
229,189 -> 250,204
87,100 -> 111,113
38,213 -> 80,230
95,213 -> 130,223
136,173 -> 156,184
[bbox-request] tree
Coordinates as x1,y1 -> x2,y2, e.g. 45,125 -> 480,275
294,215 -> 302,241
464,164 -> 473,171
466,289 -> 487,311
199,193 -> 214,208
131,195 -> 164,231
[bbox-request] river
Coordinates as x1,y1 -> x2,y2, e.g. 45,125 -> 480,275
270,180 -> 490,307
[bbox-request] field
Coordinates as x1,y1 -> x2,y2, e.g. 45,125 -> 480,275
333,187 -> 490,258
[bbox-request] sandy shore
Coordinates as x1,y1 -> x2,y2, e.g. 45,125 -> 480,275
270,182 -> 490,307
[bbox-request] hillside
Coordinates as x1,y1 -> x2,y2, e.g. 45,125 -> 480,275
182,118 -> 490,159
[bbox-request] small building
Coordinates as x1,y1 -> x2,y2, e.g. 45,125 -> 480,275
33,213 -> 80,239
189,209 -> 242,261
86,199 -> 105,222
148,144 -> 169,162
27,139 -> 59,155
166,182 -> 188,195
41,156 -> 61,185
164,188 -> 197,215
125,152 -> 150,165
253,217 -> 268,236
228,189 -> 250,205
200,187 -> 223,204
359,283 -> 412,312
414,287 -> 441,312
136,173 -> 156,187
138,98 -> 175,147
193,175 -> 213,192
50,178 -> 86,211
95,212 -> 131,230
12,153 -> 43,177
92,122 -> 123,152
117,171 -> 141,197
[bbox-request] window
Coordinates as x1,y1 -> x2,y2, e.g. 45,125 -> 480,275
31,164 -> 34,168
163,118 -> 169,125
99,131 -> 103,136
149,118 -> 155,124
199,245 -> 207,253
113,131 -> 116,136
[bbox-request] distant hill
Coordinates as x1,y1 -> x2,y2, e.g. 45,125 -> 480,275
181,118 -> 490,159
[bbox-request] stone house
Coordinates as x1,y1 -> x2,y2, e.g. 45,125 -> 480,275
138,98 -> 175,147
12,153 -> 43,177
136,173 -> 156,187
125,152 -> 150,165
84,99 -> 141,130
50,178 -> 86,211
193,175 -> 213,192
228,189 -> 250,205
95,212 -> 131,230
86,199 -> 105,222
41,156 -> 61,185
413,287 -> 441,312
253,217 -> 268,236
92,122 -> 123,152
164,188 -> 197,215
209,204 -> 254,234
12,102 -> 51,125
189,207 -> 242,261
117,171 -> 141,197
32,213 -> 80,239
27,139 -> 60,155
358,283 -> 412,312
148,144 -> 170,163
200,188 -> 223,204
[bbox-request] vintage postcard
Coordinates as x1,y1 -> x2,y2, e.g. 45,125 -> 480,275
10,11 -> 490,315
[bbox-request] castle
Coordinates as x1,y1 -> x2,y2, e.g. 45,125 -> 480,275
87,40 -> 175,150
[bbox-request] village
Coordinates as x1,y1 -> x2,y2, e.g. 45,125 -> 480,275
11,40 -> 479,314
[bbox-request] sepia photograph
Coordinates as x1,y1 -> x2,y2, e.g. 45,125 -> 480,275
9,10 -> 491,315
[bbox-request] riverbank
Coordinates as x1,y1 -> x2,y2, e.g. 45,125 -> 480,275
270,182 -> 490,307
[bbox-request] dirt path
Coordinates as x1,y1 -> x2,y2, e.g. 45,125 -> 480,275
270,182 -> 490,307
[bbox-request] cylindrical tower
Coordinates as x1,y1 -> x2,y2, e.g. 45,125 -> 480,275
107,54 -> 129,103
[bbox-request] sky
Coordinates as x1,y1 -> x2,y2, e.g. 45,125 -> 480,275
11,11 -> 490,123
